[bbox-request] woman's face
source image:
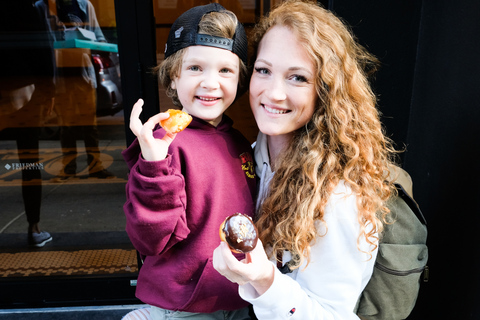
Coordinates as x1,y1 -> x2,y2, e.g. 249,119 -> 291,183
249,25 -> 317,138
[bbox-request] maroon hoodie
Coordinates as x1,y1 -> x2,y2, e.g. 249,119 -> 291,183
122,115 -> 256,313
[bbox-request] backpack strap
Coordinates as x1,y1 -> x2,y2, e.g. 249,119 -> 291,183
394,182 -> 427,226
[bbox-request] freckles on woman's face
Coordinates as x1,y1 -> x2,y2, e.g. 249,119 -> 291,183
249,25 -> 318,138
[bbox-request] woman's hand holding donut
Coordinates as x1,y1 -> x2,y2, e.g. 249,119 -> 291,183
129,99 -> 176,161
213,239 -> 275,296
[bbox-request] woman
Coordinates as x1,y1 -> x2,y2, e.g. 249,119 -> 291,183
213,1 -> 397,319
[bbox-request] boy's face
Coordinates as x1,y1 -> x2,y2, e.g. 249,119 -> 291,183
171,45 -> 240,127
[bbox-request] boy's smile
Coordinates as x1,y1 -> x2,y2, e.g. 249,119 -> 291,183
171,45 -> 240,127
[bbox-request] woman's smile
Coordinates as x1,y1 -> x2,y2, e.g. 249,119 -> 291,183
263,104 -> 290,115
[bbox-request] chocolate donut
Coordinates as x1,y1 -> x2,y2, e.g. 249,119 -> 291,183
219,213 -> 258,253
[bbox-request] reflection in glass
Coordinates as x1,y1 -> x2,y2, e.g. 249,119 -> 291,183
54,0 -> 116,179
0,0 -> 133,282
0,1 -> 56,247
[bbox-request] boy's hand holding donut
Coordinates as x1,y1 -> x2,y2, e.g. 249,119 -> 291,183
129,99 -> 191,161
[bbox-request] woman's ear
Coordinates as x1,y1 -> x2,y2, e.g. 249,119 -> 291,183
170,79 -> 177,90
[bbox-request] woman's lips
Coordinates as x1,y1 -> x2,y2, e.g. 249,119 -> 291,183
263,104 -> 289,114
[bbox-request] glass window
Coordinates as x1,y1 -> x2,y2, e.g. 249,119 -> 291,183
0,0 -> 284,308
0,0 -> 136,292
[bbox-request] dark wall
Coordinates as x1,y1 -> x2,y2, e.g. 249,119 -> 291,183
404,1 -> 480,318
334,0 -> 480,318
332,0 -> 422,158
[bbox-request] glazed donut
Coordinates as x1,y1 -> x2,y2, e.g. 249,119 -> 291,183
160,109 -> 192,133
219,213 -> 258,253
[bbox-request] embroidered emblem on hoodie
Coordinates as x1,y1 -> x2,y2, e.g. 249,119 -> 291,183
239,152 -> 255,179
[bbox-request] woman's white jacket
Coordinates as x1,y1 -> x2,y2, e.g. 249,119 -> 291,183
242,132 -> 377,320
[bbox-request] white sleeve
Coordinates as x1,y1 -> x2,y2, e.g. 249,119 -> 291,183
240,182 -> 377,320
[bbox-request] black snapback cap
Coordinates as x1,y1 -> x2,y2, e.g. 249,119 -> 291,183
164,3 -> 248,66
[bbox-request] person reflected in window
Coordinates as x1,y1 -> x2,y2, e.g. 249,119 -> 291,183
56,0 -> 106,42
0,0 -> 56,247
54,0 -> 114,179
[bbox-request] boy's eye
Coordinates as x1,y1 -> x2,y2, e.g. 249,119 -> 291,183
188,65 -> 200,71
220,68 -> 232,73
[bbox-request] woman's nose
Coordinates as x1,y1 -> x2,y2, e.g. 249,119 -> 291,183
265,78 -> 287,101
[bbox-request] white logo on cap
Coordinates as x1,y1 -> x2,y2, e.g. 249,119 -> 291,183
175,27 -> 184,39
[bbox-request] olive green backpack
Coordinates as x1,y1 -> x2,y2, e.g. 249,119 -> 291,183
355,166 -> 429,320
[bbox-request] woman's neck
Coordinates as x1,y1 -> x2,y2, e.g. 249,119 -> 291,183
266,134 -> 291,171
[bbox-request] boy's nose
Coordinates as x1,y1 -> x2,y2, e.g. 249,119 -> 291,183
201,72 -> 220,90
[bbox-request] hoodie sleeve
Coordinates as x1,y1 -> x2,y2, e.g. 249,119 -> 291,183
122,139 -> 190,256
240,182 -> 376,320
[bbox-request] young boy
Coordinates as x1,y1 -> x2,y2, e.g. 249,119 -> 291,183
122,4 -> 256,320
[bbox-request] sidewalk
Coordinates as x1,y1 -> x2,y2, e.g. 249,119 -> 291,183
0,112 -> 128,237
0,305 -> 146,320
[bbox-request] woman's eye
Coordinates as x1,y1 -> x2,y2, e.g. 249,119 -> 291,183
291,74 -> 308,83
254,67 -> 269,75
